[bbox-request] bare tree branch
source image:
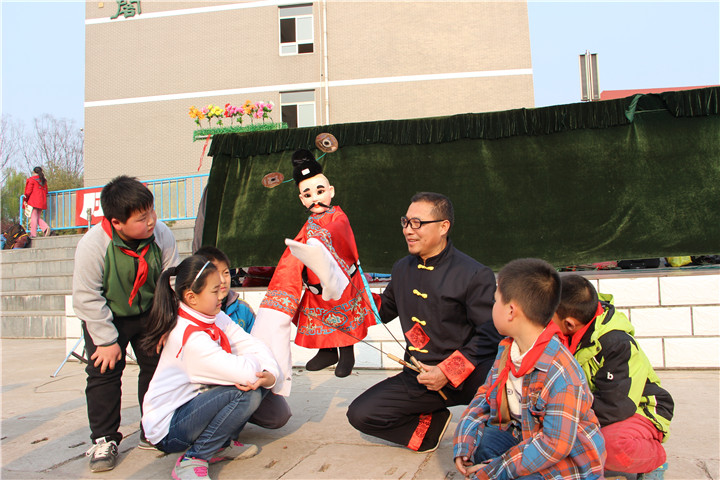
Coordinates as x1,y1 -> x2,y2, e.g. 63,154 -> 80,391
21,115 -> 84,190
0,115 -> 26,185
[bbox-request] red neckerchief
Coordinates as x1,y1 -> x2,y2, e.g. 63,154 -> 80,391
565,302 -> 605,354
176,306 -> 231,358
486,322 -> 562,424
102,218 -> 151,306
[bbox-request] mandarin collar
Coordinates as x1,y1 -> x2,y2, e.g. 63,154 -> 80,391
415,238 -> 453,268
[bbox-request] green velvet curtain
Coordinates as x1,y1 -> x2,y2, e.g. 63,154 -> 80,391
203,87 -> 720,272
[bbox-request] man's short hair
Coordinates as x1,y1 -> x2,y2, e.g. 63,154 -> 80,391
410,192 -> 454,230
194,245 -> 231,268
557,275 -> 599,325
100,175 -> 154,223
497,258 -> 561,327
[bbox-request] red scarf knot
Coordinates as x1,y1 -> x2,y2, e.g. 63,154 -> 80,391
486,321 -> 562,424
176,307 -> 231,358
102,218 -> 151,306
564,301 -> 605,355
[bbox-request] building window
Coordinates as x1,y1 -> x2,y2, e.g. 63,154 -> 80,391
281,90 -> 316,128
279,4 -> 314,56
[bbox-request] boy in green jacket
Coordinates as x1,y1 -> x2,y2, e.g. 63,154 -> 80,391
553,275 -> 674,480
73,176 -> 179,473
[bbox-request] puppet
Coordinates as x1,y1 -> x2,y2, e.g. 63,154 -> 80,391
252,147 -> 377,394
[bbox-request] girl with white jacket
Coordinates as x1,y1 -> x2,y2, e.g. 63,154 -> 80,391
141,255 -> 280,480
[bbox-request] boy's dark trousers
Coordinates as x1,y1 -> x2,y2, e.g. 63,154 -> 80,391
82,312 -> 159,444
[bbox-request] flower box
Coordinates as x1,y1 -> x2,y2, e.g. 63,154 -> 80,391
192,123 -> 288,142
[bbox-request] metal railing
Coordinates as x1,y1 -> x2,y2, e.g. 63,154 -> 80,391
21,173 -> 209,233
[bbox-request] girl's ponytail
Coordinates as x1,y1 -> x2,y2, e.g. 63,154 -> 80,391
33,166 -> 46,187
140,268 -> 179,354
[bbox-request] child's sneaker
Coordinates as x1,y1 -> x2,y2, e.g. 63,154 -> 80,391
209,441 -> 259,463
85,436 -> 118,472
172,456 -> 210,480
638,462 -> 668,480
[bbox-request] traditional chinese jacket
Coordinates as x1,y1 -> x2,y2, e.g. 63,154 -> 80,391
379,239 -> 502,389
259,205 -> 376,348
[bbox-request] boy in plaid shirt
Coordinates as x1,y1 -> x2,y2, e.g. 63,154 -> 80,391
453,258 -> 605,480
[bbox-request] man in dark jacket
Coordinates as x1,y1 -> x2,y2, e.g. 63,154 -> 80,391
347,192 -> 502,453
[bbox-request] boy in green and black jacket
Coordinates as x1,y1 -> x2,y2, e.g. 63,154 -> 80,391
553,275 -> 674,480
73,176 -> 179,473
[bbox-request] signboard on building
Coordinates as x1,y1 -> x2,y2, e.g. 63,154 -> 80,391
111,0 -> 141,20
75,188 -> 105,226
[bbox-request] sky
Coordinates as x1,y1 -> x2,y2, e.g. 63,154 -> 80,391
1,0 -> 719,129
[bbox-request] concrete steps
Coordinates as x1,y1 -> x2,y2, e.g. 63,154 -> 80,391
0,225 -> 194,338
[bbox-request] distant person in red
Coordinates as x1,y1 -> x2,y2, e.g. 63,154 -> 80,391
24,166 -> 51,237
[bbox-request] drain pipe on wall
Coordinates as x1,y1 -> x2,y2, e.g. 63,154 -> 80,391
322,0 -> 330,125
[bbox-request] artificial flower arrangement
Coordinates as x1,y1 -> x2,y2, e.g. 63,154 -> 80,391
189,101 -> 286,141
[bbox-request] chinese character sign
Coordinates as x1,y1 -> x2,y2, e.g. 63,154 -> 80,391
111,0 -> 141,20
75,188 -> 105,226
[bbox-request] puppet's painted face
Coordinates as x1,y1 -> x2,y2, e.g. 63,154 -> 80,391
298,174 -> 335,214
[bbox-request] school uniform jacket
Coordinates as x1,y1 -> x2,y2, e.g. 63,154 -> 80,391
72,219 -> 179,346
142,304 -> 280,445
379,239 -> 502,388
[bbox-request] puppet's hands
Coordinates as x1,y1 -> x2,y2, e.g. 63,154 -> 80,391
285,238 -> 349,300
416,361 -> 449,391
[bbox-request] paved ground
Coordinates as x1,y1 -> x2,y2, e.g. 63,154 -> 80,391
1,339 -> 718,480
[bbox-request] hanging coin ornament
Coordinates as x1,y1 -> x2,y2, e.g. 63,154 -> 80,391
262,172 -> 285,188
315,132 -> 338,153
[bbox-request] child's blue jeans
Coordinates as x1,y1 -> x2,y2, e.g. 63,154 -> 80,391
157,385 -> 266,461
472,423 -> 543,480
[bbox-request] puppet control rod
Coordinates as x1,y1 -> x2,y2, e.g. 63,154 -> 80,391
311,308 -> 448,401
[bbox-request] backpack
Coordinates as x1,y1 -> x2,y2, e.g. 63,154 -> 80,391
3,224 -> 31,249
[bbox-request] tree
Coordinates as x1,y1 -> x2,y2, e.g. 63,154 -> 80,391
1,116 -> 24,186
1,168 -> 26,223
1,114 -> 84,223
21,115 -> 84,191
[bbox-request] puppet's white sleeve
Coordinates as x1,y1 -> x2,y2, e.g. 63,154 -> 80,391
285,237 -> 349,301
251,307 -> 293,396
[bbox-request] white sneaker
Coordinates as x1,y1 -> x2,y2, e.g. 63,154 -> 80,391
85,437 -> 118,472
209,441 -> 259,464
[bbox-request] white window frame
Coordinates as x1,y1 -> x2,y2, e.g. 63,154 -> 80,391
278,4 -> 314,56
281,90 -> 316,128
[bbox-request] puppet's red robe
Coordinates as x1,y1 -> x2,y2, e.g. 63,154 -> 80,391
259,206 -> 376,348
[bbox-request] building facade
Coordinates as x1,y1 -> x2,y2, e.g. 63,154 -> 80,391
84,0 -> 534,186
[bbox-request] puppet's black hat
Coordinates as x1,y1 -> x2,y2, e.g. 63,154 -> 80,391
292,149 -> 323,185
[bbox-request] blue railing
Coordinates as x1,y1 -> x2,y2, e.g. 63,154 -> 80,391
21,174 -> 209,233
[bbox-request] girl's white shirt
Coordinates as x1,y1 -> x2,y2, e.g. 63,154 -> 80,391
142,302 -> 281,444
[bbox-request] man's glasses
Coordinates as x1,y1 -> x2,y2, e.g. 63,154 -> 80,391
400,216 -> 445,230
